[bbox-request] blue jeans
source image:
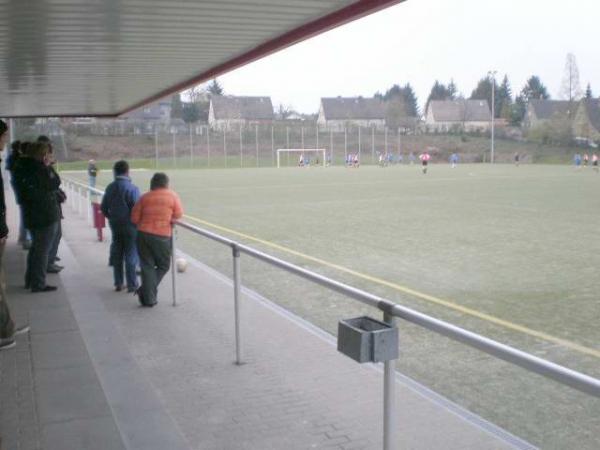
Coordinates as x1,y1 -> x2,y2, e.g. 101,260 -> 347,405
109,222 -> 139,289
89,176 -> 96,188
26,222 -> 59,290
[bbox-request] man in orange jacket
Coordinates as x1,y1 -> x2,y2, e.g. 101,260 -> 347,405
131,173 -> 183,307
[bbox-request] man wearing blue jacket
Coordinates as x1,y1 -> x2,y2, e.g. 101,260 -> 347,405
101,160 -> 141,292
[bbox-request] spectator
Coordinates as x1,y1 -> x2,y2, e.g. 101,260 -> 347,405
131,173 -> 183,307
5,140 -> 31,249
101,160 -> 141,292
14,142 -> 61,292
37,136 -> 65,273
88,159 -> 98,187
0,120 -> 30,350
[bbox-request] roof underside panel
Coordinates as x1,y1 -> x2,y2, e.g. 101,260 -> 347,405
0,0 -> 403,117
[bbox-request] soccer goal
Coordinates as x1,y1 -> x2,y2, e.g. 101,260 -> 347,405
276,148 -> 326,168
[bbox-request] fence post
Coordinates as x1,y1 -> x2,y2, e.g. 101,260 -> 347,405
344,127 -> 347,163
240,126 -> 243,168
383,312 -> 398,450
224,130 -> 227,168
232,244 -> 243,365
358,127 -> 361,163
329,128 -> 333,165
255,124 -> 259,167
271,125 -> 274,167
371,126 -> 375,164
172,132 -> 176,169
155,128 -> 159,169
190,124 -> 193,168
171,227 -> 177,307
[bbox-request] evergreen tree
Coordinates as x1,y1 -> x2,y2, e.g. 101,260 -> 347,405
510,95 -> 527,126
426,81 -> 451,112
170,93 -> 183,119
447,79 -> 458,100
402,83 -> 419,117
377,83 -> 419,117
181,102 -> 200,123
497,75 -> 513,119
520,76 -> 550,103
585,83 -> 593,99
207,78 -> 224,96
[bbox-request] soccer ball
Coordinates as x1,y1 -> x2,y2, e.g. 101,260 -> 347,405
176,258 -> 188,273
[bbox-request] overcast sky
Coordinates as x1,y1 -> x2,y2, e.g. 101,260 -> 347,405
206,0 -> 598,114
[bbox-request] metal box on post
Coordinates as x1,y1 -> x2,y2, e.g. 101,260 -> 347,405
337,316 -> 398,363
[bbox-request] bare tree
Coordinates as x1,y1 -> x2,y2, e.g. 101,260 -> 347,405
560,53 -> 583,103
186,85 -> 207,103
275,103 -> 295,120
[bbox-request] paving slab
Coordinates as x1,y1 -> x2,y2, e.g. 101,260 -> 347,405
55,194 -> 536,450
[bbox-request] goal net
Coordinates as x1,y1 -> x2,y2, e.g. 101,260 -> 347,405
276,148 -> 326,168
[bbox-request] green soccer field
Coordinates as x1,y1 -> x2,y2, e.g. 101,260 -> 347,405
66,163 -> 600,449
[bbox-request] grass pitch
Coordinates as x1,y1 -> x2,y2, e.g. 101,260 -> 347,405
69,163 -> 600,449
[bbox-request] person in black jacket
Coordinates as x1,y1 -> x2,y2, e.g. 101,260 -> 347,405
37,136 -> 64,273
13,142 -> 61,292
0,120 -> 30,350
5,140 -> 31,249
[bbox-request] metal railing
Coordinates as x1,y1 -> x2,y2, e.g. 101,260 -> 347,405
62,177 -> 600,450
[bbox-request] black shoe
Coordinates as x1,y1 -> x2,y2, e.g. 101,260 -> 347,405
141,303 -> 156,308
115,285 -> 124,292
31,286 -> 58,293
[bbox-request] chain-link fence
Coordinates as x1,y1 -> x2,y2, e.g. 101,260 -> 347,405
9,117 -> 557,168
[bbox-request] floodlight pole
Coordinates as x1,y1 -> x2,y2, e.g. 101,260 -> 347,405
190,124 -> 193,168
488,70 -> 497,164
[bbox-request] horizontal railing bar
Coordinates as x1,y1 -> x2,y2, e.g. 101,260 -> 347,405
389,303 -> 600,397
64,178 -> 104,196
176,219 -> 600,398
61,177 -> 600,398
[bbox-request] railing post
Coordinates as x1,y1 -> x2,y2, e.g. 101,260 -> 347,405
78,186 -> 83,215
232,244 -> 243,365
86,188 -> 92,225
70,183 -> 76,210
383,312 -> 398,450
171,226 -> 177,307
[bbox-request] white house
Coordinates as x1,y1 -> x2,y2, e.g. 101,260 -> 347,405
209,96 -> 274,130
425,100 -> 491,132
317,97 -> 386,131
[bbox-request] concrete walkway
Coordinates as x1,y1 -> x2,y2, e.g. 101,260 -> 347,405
1,196 -> 536,450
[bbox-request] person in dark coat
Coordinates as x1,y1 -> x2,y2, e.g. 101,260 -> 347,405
101,160 -> 141,292
37,135 -> 64,273
5,140 -> 31,249
0,121 -> 30,349
13,142 -> 61,292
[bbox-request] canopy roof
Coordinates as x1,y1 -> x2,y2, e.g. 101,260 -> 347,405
0,0 -> 403,118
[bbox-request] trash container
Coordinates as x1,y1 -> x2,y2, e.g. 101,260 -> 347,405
337,316 -> 398,363
92,202 -> 106,241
